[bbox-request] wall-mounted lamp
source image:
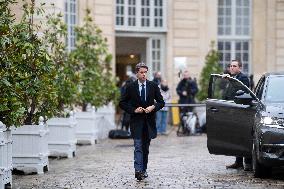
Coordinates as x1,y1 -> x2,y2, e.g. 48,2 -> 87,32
130,54 -> 135,59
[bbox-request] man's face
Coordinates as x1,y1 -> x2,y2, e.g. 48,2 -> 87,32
156,72 -> 161,78
183,71 -> 190,79
230,61 -> 241,76
136,67 -> 148,82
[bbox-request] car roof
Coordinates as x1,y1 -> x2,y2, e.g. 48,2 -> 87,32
263,72 -> 284,77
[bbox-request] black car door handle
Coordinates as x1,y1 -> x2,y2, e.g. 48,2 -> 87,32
209,107 -> 219,112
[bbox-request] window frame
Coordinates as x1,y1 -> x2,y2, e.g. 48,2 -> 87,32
115,0 -> 167,32
65,0 -> 77,52
217,0 -> 251,74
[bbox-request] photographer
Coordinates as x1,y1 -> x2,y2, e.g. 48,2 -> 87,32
176,70 -> 198,113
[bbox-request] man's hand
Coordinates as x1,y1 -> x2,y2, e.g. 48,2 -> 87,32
134,107 -> 144,113
182,91 -> 187,96
144,105 -> 155,113
222,73 -> 230,78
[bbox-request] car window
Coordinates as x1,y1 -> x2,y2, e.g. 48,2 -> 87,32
209,76 -> 225,99
255,77 -> 265,100
265,76 -> 284,103
210,76 -> 251,100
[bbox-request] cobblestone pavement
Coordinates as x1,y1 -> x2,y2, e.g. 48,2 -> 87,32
13,128 -> 284,189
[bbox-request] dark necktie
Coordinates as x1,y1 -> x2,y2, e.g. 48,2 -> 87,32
141,83 -> 146,102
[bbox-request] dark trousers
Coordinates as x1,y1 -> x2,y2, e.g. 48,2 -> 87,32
236,157 -> 252,164
133,123 -> 151,172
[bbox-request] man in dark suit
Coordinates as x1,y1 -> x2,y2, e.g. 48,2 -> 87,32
119,62 -> 165,181
225,59 -> 252,171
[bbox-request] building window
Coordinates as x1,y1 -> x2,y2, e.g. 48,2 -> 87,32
128,0 -> 136,26
154,0 -> 163,27
115,0 -> 166,30
218,0 -> 231,35
151,39 -> 161,72
235,41 -> 249,72
141,0 -> 150,27
235,0 -> 250,35
116,0 -> 124,26
218,0 -> 250,74
65,0 -> 77,51
218,41 -> 231,69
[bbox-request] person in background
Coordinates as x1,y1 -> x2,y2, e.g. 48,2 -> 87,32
156,79 -> 171,135
176,70 -> 198,113
120,74 -> 136,132
152,71 -> 162,85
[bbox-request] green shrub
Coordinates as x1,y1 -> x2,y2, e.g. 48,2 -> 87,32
197,41 -> 222,101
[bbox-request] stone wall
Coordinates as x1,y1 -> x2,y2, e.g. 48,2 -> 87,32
168,0 -> 217,100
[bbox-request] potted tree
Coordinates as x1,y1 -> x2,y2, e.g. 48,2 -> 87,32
8,1 -> 59,174
43,10 -> 79,158
0,0 -> 26,186
71,9 -> 118,144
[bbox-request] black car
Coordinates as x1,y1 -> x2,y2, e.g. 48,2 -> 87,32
206,72 -> 284,178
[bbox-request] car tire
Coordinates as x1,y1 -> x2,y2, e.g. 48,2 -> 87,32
252,141 -> 271,178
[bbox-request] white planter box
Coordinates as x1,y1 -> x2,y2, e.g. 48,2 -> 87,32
12,117 -> 49,174
97,104 -> 115,125
0,122 -> 12,189
95,115 -> 107,140
47,112 -> 76,158
97,104 -> 116,139
75,111 -> 102,145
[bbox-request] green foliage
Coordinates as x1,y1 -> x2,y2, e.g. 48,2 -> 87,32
71,9 -> 119,111
197,41 -> 223,101
100,54 -> 120,106
0,0 -> 26,127
43,10 -> 79,116
0,1 -> 59,126
0,2 -> 119,127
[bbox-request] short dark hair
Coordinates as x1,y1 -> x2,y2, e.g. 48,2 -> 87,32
231,59 -> 242,67
135,62 -> 148,73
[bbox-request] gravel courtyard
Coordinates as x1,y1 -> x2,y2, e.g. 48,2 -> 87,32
13,128 -> 284,189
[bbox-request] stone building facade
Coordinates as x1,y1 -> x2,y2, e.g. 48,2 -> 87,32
12,0 -> 284,98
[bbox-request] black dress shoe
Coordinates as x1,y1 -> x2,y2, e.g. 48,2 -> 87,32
135,171 -> 144,181
143,171 -> 148,178
226,162 -> 243,169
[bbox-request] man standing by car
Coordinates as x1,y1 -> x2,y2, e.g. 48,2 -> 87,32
119,62 -> 165,181
225,59 -> 252,171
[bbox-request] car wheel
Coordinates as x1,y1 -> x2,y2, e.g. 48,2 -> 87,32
252,141 -> 271,178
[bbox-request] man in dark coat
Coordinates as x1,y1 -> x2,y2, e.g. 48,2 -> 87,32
176,70 -> 198,113
225,59 -> 251,171
119,63 -> 165,181
152,71 -> 162,85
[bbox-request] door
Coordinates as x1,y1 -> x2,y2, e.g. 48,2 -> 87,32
206,74 -> 256,157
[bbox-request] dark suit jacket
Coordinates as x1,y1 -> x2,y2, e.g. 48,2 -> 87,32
119,80 -> 165,139
235,72 -> 249,87
176,78 -> 198,104
223,72 -> 250,100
